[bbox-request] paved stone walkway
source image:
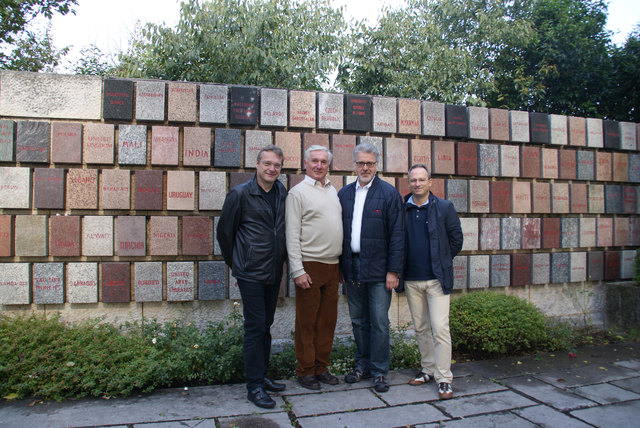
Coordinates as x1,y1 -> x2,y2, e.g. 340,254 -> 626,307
1,342 -> 639,427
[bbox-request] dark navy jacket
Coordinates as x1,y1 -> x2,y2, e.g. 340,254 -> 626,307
338,175 -> 405,284
216,175 -> 287,285
404,192 -> 463,295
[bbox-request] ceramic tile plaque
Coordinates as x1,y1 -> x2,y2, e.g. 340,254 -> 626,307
116,216 -> 146,256
509,110 -> 529,143
0,263 -> 30,305
447,179 -> 469,214
345,95 -> 372,132
549,114 -> 568,145
199,84 -> 228,124
67,262 -> 98,303
621,250 -> 636,279
615,217 -> 629,246
422,101 -> 445,137
512,181 -> 531,214
489,108 -> 509,141
84,123 -> 115,165
229,86 -> 258,126
331,134 -> 356,172
317,92 -> 344,130
559,149 -> 577,180
551,252 -> 570,284
33,263 -> 64,304
134,170 -> 163,210
245,130 -> 272,167
136,80 -> 166,122
15,215 -> 47,256
101,262 -> 130,303
477,144 -> 499,177
577,150 -> 595,181
469,255 -> 490,288
214,128 -> 242,167
432,141 -> 455,175
586,117 -> 604,148
445,105 -> 468,138
597,217 -> 613,247
604,120 -> 621,149
531,253 -> 550,285
372,96 -> 397,134
501,218 -> 521,250
588,184 -> 605,214
561,217 -> 579,248
51,122 -> 82,164
182,216 -> 211,255
0,215 -> 11,257
384,138 -> 408,173
605,185 -> 622,214
570,182 -> 588,213
151,126 -> 179,165
198,261 -> 227,300
521,146 -> 540,178
289,90 -> 316,128
49,215 -> 80,257
570,252 -> 587,283
469,180 -> 490,213
541,147 -> 558,179
167,82 -> 197,123
529,112 -> 550,144
623,185 -> 637,213
16,121 -> 49,163
33,168 -> 64,209
500,145 -> 519,177
182,127 -> 211,166
276,132 -> 302,170
260,88 -> 287,127
568,116 -> 586,146
358,136 -> 384,171
460,217 -> 477,250
103,79 -> 134,121
596,152 -> 612,181
604,251 -> 621,281
490,255 -> 510,287
522,218 -> 541,249
580,217 -> 596,248
0,120 -> 14,162
118,124 -> 147,165
490,181 -> 511,213
82,216 -> 113,256
629,154 -> 640,183
149,216 -> 178,256
620,121 -> 637,151
199,171 -> 226,211
397,98 -> 421,135
468,106 -> 489,140
230,172 -> 254,189
0,167 -> 30,208
532,182 -> 550,213
304,133 -> 330,152
511,254 -> 531,286
166,171 -> 195,211
100,169 -> 130,210
456,142 -> 477,176
167,261 -> 194,301
134,262 -> 162,302
552,182 -> 570,213
480,218 -> 500,250
66,169 -> 98,209
409,139 -> 430,172
613,152 -> 628,182
453,256 -> 468,290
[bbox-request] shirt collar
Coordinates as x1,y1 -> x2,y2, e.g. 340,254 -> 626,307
304,175 -> 330,188
407,195 -> 429,207
355,177 -> 374,191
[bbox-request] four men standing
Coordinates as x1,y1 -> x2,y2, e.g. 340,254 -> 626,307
218,142 -> 462,406
338,143 -> 404,393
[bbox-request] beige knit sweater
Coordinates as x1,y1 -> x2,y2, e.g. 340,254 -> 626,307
286,176 -> 343,279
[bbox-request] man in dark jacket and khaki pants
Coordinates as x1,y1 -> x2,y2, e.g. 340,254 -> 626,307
404,164 -> 463,400
217,145 -> 287,409
338,142 -> 404,393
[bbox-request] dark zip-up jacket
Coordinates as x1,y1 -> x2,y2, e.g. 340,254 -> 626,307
338,175 -> 405,284
216,175 -> 287,284
404,192 -> 463,295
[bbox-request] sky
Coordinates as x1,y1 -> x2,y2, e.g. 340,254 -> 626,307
46,0 -> 640,72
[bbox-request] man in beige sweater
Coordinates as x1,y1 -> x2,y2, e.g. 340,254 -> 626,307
286,145 -> 343,390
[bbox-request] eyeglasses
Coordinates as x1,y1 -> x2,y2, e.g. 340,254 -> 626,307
260,161 -> 282,169
355,161 -> 377,168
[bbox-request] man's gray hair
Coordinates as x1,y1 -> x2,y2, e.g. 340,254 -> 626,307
304,145 -> 333,163
257,144 -> 284,163
408,164 -> 431,178
353,142 -> 380,163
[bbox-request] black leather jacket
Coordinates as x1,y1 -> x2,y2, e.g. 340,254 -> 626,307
216,175 -> 287,284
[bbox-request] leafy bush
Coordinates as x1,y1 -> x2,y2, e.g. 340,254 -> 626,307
450,291 -> 549,358
390,324 -> 421,370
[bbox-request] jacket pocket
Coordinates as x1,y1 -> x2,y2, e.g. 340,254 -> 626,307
244,243 -> 272,274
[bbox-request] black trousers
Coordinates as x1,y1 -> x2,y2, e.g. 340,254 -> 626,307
237,280 -> 280,391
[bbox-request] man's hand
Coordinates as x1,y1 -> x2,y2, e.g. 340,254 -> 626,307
294,273 -> 312,289
385,272 -> 399,291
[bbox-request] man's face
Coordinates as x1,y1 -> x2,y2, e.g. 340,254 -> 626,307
304,150 -> 330,182
355,151 -> 377,186
408,167 -> 432,199
256,151 -> 282,187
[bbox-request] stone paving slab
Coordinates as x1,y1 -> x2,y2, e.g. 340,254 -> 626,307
611,376 -> 640,393
613,359 -> 640,371
512,405 -> 592,428
218,412 -> 291,428
534,364 -> 639,388
297,402 -> 447,428
570,399 -> 640,427
501,375 -> 595,410
287,389 -> 384,417
419,411 -> 537,427
570,382 -> 640,404
433,390 -> 537,418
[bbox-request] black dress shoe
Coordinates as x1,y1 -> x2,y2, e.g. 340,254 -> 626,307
316,371 -> 339,385
264,377 -> 286,392
298,375 -> 321,390
247,387 -> 276,409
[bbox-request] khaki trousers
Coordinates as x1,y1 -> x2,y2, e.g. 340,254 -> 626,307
405,279 -> 453,384
294,262 -> 339,377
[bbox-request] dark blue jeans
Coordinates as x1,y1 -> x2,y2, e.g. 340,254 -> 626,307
345,255 -> 392,377
237,280 -> 280,392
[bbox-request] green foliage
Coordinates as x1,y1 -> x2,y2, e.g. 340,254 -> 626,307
0,23 -> 69,72
0,0 -> 77,45
389,324 -> 421,370
450,291 -> 549,358
72,44 -> 114,76
634,250 -> 640,286
115,0 -> 350,90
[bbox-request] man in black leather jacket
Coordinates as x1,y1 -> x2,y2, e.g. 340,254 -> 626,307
217,145 -> 287,409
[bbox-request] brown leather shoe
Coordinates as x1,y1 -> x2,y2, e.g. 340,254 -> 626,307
316,371 -> 339,385
438,382 -> 453,400
298,375 -> 321,390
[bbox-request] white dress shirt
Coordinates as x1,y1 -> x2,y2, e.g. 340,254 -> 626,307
350,178 -> 373,253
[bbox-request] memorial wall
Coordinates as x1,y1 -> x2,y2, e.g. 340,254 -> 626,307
0,70 -> 638,332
